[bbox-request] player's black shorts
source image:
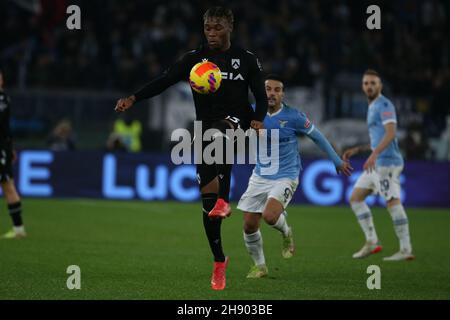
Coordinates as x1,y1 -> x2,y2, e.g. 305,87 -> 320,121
0,143 -> 13,183
196,116 -> 242,189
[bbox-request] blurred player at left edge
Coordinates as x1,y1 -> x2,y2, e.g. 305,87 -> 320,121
0,68 -> 27,239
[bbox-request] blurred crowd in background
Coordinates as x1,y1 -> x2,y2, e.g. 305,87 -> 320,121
1,0 -> 449,160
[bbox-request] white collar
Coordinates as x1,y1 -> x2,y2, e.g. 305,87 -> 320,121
267,104 -> 284,117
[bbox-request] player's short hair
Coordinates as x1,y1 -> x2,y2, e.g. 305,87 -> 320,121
363,69 -> 381,79
265,74 -> 284,89
203,7 -> 234,26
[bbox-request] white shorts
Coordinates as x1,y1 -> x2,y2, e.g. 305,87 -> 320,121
237,174 -> 299,213
354,166 -> 403,201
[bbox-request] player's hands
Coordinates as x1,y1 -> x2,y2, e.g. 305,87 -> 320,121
337,160 -> 353,176
115,95 -> 136,112
363,152 -> 378,173
250,120 -> 264,134
342,147 -> 358,161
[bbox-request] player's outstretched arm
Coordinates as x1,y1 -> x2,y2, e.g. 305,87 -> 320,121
308,127 -> 353,176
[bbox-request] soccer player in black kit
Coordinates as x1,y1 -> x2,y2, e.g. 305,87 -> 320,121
0,69 -> 26,239
115,7 -> 268,290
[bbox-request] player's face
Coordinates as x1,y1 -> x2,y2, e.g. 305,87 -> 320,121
362,75 -> 382,100
204,17 -> 232,50
265,79 -> 284,109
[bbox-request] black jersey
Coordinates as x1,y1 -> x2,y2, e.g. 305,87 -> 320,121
0,90 -> 12,146
134,44 -> 268,126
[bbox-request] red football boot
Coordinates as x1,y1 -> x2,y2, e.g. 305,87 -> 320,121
211,257 -> 229,290
208,198 -> 231,219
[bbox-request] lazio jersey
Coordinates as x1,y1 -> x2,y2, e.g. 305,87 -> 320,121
367,94 -> 403,167
254,103 -> 315,180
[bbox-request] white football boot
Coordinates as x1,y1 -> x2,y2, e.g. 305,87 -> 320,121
383,250 -> 415,261
352,241 -> 383,259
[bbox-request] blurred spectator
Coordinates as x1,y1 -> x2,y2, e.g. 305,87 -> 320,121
441,115 -> 450,161
1,0 -> 449,156
47,119 -> 76,151
401,123 -> 428,160
0,0 -> 448,93
105,132 -> 128,152
402,122 -> 429,160
113,115 -> 142,153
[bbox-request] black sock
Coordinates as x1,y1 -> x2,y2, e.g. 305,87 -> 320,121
211,120 -> 234,203
216,164 -> 232,202
8,202 -> 23,227
202,193 -> 225,262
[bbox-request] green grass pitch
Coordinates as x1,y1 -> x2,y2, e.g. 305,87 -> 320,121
0,198 -> 449,300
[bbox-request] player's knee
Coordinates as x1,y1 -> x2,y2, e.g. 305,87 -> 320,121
386,198 -> 401,208
243,221 -> 258,234
262,211 -> 278,225
243,213 -> 260,234
1,182 -> 20,202
350,193 -> 363,204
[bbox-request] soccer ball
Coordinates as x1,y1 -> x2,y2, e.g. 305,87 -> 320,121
189,61 -> 222,94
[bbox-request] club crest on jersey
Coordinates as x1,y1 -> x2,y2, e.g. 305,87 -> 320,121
279,120 -> 288,128
231,59 -> 240,69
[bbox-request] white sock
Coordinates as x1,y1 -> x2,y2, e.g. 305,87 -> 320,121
271,214 -> 289,237
351,202 -> 378,243
388,204 -> 412,253
13,225 -> 25,234
243,230 -> 265,266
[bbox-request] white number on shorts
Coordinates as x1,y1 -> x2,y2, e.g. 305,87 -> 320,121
225,116 -> 240,124
380,179 -> 390,192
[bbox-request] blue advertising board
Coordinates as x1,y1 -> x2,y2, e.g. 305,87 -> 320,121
8,150 -> 450,207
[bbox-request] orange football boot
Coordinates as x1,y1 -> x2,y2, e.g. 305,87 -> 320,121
211,257 -> 229,290
208,198 -> 231,219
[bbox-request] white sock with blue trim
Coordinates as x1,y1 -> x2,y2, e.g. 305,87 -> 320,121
388,204 -> 412,253
243,230 -> 266,266
351,201 -> 378,243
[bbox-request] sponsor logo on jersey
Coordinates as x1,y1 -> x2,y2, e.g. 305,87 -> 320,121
382,111 -> 393,117
231,59 -> 240,69
221,72 -> 244,81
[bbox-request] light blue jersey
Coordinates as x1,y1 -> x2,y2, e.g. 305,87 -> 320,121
253,103 -> 343,180
367,94 -> 403,167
